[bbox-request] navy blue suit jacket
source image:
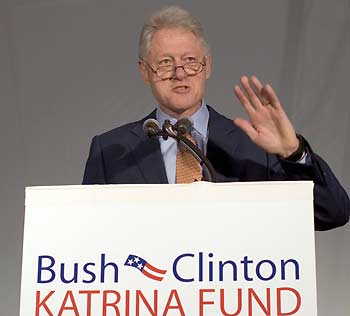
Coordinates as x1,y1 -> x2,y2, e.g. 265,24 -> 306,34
83,106 -> 350,231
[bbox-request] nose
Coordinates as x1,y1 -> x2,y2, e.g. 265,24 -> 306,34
172,65 -> 186,80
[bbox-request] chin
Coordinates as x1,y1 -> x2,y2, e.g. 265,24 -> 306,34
168,100 -> 200,115
171,105 -> 197,117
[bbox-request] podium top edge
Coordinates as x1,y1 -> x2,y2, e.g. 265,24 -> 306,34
25,181 -> 313,191
25,181 -> 314,208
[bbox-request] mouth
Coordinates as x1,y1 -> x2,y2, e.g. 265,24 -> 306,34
172,85 -> 190,93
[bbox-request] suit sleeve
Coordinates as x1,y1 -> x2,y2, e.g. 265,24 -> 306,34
278,151 -> 350,231
82,136 -> 107,184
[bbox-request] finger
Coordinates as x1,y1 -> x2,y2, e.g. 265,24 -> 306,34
263,84 -> 282,109
250,75 -> 263,92
233,118 -> 258,142
234,85 -> 255,115
240,76 -> 263,109
250,75 -> 269,105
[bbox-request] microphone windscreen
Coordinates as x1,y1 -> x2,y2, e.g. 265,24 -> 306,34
174,117 -> 194,135
143,118 -> 161,137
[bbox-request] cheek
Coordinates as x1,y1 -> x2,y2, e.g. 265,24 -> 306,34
151,82 -> 170,100
192,77 -> 206,94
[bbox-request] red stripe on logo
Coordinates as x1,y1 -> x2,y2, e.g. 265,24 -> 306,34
146,263 -> 167,274
142,269 -> 164,281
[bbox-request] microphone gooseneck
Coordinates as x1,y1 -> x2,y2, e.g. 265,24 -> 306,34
175,133 -> 217,183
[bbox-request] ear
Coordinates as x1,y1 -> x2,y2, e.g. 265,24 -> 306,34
204,55 -> 212,80
138,60 -> 150,84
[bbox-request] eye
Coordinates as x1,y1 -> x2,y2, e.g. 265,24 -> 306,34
159,58 -> 172,65
185,56 -> 197,62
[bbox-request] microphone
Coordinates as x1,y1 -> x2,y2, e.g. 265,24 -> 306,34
142,116 -> 216,182
173,117 -> 194,136
143,119 -> 161,137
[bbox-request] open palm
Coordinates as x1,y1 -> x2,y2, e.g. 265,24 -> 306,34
233,75 -> 299,158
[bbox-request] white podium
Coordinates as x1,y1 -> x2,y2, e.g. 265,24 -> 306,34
20,181 -> 317,316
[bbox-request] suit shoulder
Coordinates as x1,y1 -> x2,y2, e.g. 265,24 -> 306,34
99,120 -> 140,139
94,111 -> 155,146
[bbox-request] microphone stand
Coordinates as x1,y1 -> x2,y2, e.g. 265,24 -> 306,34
174,133 -> 217,183
150,120 -> 217,183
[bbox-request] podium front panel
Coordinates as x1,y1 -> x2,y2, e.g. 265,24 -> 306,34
21,181 -> 316,316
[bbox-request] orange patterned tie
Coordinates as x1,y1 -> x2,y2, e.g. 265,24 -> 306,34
175,134 -> 202,183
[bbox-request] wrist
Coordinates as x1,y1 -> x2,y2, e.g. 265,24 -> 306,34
281,134 -> 306,162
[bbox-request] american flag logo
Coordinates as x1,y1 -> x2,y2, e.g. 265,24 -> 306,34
124,254 -> 167,282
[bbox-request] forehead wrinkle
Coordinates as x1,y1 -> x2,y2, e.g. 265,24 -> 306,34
147,28 -> 204,61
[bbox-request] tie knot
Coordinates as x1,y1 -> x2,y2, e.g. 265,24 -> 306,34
178,133 -> 196,152
185,133 -> 195,142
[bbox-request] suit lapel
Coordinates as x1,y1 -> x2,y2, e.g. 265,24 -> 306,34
206,106 -> 241,182
129,111 -> 168,184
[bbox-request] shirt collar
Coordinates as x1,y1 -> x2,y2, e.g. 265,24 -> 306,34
156,100 -> 209,138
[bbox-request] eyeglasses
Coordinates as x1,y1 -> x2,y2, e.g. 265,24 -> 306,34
143,58 -> 207,80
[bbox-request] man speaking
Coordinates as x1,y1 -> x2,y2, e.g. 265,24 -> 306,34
83,6 -> 349,231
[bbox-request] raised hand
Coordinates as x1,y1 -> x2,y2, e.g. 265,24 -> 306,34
233,75 -> 299,158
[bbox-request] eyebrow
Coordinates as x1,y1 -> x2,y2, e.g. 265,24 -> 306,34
156,53 -> 200,61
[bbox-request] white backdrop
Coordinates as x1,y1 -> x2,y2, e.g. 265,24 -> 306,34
0,1 -> 349,315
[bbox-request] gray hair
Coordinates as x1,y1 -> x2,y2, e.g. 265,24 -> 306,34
138,6 -> 210,60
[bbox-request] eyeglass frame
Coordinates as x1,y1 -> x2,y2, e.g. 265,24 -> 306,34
141,57 -> 207,80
